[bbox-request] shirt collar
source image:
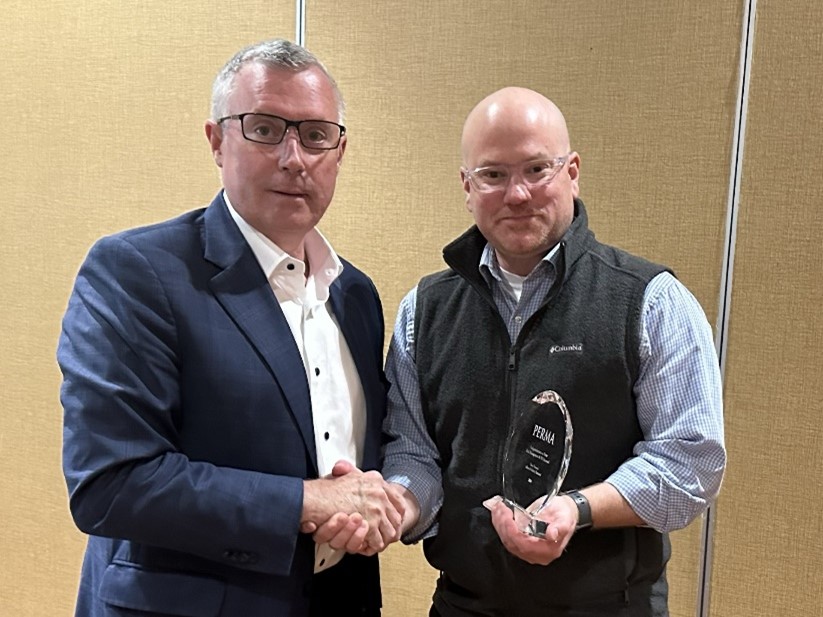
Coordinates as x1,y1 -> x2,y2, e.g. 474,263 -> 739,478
223,191 -> 344,304
479,242 -> 560,286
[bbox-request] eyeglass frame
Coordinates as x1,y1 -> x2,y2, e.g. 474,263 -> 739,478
217,112 -> 346,150
462,153 -> 572,193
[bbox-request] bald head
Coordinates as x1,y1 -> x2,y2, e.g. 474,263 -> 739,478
458,87 -> 580,276
461,87 -> 570,166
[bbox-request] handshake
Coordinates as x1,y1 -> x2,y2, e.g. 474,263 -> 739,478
300,460 -> 417,555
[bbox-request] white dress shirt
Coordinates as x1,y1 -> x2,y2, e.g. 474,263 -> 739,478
225,194 -> 366,572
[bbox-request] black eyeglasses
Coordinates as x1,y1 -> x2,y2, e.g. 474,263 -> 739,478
218,112 -> 346,150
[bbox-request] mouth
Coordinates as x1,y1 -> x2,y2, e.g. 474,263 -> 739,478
271,189 -> 308,199
502,213 -> 539,221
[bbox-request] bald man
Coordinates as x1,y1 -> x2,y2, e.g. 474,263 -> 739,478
313,88 -> 726,616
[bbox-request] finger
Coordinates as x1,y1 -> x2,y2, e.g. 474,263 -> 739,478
301,521 -> 318,534
386,482 -> 407,512
331,460 -> 358,477
344,520 -> 370,553
359,544 -> 378,557
367,479 -> 403,532
384,485 -> 406,530
364,514 -> 391,553
377,513 -> 401,547
544,524 -> 561,544
482,494 -> 504,511
327,514 -> 366,551
313,512 -> 350,545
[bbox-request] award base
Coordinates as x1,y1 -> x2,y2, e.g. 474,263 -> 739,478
482,494 -> 549,538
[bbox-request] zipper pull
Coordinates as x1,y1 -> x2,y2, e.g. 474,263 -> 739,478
508,348 -> 517,371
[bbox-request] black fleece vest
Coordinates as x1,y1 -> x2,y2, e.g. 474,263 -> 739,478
415,200 -> 671,616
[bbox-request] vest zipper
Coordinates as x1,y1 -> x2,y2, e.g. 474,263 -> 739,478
499,345 -> 519,496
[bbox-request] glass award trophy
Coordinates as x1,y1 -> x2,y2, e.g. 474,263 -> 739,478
484,390 -> 573,537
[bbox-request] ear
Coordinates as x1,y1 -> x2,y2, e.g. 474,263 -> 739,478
205,121 -> 223,168
460,169 -> 472,210
567,151 -> 581,198
336,134 -> 347,167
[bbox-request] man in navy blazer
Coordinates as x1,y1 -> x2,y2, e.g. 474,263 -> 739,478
58,39 -> 403,617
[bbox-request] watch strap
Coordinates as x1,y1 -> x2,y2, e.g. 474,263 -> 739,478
566,490 -> 593,530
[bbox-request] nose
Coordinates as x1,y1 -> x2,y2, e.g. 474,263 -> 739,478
276,127 -> 306,172
502,176 -> 531,205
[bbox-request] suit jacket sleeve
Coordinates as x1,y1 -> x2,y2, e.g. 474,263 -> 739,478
59,234 -> 304,576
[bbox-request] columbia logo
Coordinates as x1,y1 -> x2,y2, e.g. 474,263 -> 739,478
549,343 -> 583,354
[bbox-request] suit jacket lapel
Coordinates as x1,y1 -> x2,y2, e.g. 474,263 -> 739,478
202,194 -> 318,473
328,277 -> 382,470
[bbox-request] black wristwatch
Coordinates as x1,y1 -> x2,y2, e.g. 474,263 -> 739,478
565,490 -> 593,530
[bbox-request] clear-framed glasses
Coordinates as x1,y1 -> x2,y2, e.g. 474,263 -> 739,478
217,112 -> 346,150
463,154 -> 570,193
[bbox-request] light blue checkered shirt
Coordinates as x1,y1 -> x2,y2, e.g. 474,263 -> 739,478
383,243 -> 726,541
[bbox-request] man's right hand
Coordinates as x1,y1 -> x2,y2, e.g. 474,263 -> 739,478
301,461 -> 406,552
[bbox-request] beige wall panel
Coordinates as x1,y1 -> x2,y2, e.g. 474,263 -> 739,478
308,2 -> 742,616
711,1 -> 823,615
0,2 -> 294,614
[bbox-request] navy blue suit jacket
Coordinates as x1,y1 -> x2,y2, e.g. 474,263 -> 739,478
58,194 -> 388,616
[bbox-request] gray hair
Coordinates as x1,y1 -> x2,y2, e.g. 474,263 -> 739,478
210,38 -> 345,123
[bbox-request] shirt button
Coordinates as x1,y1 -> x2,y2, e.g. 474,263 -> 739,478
319,558 -> 326,567
315,367 -> 320,376
287,263 -> 295,270
324,432 -> 330,440
514,315 -> 522,323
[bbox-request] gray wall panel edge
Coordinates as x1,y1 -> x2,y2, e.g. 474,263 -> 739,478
699,1 -> 757,616
296,0 -> 306,45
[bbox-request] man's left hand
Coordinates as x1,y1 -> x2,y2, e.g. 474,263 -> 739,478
489,495 -> 578,566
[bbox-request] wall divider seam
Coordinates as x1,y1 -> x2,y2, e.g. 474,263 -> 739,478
295,0 -> 306,46
698,1 -> 758,616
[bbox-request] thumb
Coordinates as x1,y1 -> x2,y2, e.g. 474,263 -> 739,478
331,459 -> 358,477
